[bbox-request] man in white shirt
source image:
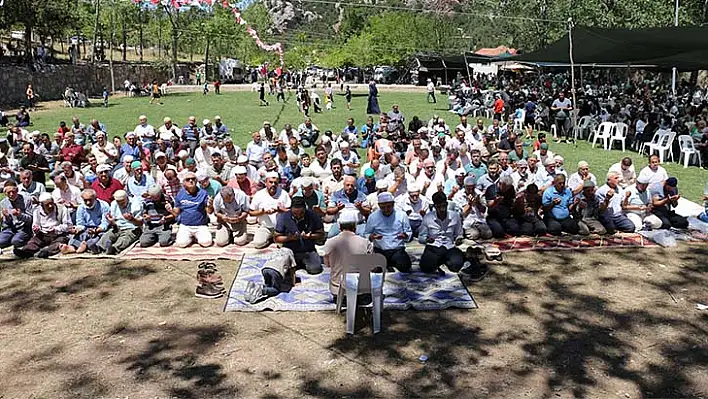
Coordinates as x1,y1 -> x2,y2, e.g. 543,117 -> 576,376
426,79 -> 436,103
309,145 -> 332,181
158,117 -> 181,141
249,172 -> 292,248
622,175 -> 663,231
567,161 -> 597,196
452,175 -> 492,240
91,131 -> 118,166
133,115 -> 155,146
608,157 -> 637,189
418,192 -> 465,274
245,131 -> 269,169
333,141 -> 359,176
395,184 -> 430,237
637,154 -> 667,185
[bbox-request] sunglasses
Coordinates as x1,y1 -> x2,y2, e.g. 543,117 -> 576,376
185,178 -> 196,182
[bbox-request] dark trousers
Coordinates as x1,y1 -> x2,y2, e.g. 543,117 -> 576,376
545,216 -> 579,236
15,231 -> 68,258
374,247 -> 411,272
427,92 -> 436,103
420,245 -> 464,273
410,219 -> 422,237
653,208 -> 689,229
487,216 -> 521,238
518,216 -> 547,236
140,224 -> 174,247
262,268 -> 284,297
301,131 -> 319,148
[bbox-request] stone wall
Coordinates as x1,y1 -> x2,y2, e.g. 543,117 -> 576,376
0,63 -> 193,108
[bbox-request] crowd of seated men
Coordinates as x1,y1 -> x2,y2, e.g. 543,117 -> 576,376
0,108 -> 691,278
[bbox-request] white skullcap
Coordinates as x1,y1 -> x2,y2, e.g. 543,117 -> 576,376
544,158 -> 556,166
339,141 -> 350,148
339,211 -> 358,224
233,165 -> 247,174
147,185 -> 162,196
202,119 -> 210,125
577,161 -> 589,169
375,180 -> 389,190
178,150 -> 189,158
123,155 -> 134,163
138,115 -> 147,120
196,170 -> 209,181
265,171 -> 279,179
97,164 -> 112,173
554,155 -> 564,162
113,190 -> 127,201
464,176 -> 476,186
301,177 -> 313,187
301,167 -> 314,177
408,184 -> 421,193
237,155 -> 248,163
39,192 -> 53,203
377,192 -> 394,203
163,117 -> 172,123
154,151 -> 166,159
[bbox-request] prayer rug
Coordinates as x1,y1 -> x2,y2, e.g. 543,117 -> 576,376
122,243 -> 267,261
224,251 -> 478,312
488,233 -> 657,252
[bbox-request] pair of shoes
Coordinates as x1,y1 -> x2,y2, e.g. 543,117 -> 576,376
198,261 -> 217,271
34,248 -> 50,258
244,281 -> 267,304
461,264 -> 489,282
198,269 -> 223,286
195,283 -> 224,299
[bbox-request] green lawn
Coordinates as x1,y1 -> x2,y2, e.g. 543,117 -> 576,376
31,90 -> 708,202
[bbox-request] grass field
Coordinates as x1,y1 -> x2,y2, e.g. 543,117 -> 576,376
30,90 -> 708,202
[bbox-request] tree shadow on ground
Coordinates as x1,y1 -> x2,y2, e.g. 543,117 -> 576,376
0,259 -> 156,315
299,246 -> 708,398
112,323 -> 238,398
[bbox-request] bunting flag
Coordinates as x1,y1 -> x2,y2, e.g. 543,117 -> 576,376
131,0 -> 285,65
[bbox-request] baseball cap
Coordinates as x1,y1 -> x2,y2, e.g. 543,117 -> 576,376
364,168 -> 375,178
540,143 -> 549,150
583,180 -> 595,188
130,160 -> 142,169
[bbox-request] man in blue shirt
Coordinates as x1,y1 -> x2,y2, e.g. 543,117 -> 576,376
62,188 -> 110,254
327,175 -> 370,238
274,197 -> 324,274
126,160 -> 155,199
173,172 -> 213,247
542,174 -> 580,235
213,116 -> 229,140
120,132 -> 142,163
356,168 -> 377,195
365,192 -> 412,272
97,189 -> 143,254
181,116 -> 200,156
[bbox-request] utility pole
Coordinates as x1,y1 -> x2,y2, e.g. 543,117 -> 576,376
671,0 -> 679,96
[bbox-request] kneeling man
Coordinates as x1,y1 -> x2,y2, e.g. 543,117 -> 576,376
418,192 -> 465,274
364,192 -> 412,272
274,196 -> 324,274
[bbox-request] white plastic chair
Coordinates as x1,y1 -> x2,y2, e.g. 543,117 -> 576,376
513,109 -> 526,132
640,130 -> 665,155
574,115 -> 592,139
336,254 -> 387,334
592,122 -> 614,150
609,122 -> 629,151
678,135 -> 702,168
650,131 -> 676,164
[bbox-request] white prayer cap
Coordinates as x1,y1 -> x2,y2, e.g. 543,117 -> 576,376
178,150 -> 189,158
203,119 -> 210,125
339,211 -> 358,225
377,192 -> 394,203
237,155 -> 248,163
408,184 -> 421,193
39,192 -> 53,203
265,171 -> 279,179
196,170 -> 209,181
233,165 -> 247,174
375,180 -> 389,190
113,190 -> 127,201
339,141 -> 350,149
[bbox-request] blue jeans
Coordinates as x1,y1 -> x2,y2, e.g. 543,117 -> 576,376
599,211 -> 636,233
0,228 -> 32,249
69,229 -> 104,252
262,268 -> 284,297
699,212 -> 708,223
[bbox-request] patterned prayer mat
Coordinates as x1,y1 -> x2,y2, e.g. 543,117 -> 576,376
485,233 -> 657,252
224,250 -> 478,312
122,242 -> 267,261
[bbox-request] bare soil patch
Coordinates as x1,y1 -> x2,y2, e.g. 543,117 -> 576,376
0,245 -> 707,398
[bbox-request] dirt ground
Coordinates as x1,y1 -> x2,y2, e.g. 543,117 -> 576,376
1,244 -> 707,399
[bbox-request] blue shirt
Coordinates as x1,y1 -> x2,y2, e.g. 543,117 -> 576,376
356,177 -> 377,195
275,210 -> 324,253
283,165 -> 301,182
182,124 -> 200,142
126,173 -> 155,199
364,209 -> 412,250
120,143 -> 141,162
331,188 -> 367,207
202,179 -> 222,198
542,186 -> 573,220
110,199 -> 143,230
465,163 -> 487,183
175,188 -> 209,226
76,199 -> 110,230
343,125 -> 358,136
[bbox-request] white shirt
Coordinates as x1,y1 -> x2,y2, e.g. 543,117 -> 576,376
159,124 -> 181,141
637,165 -> 668,185
608,162 -> 636,189
395,194 -> 431,222
334,150 -> 360,176
567,172 -> 597,193
246,140 -> 268,163
310,159 -> 332,181
52,184 -> 82,208
133,124 -> 155,140
194,147 -> 212,171
416,172 -> 446,201
452,189 -> 485,226
250,187 -> 291,228
426,82 -> 435,93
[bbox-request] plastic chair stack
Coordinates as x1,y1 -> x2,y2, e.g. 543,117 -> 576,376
336,254 -> 388,334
